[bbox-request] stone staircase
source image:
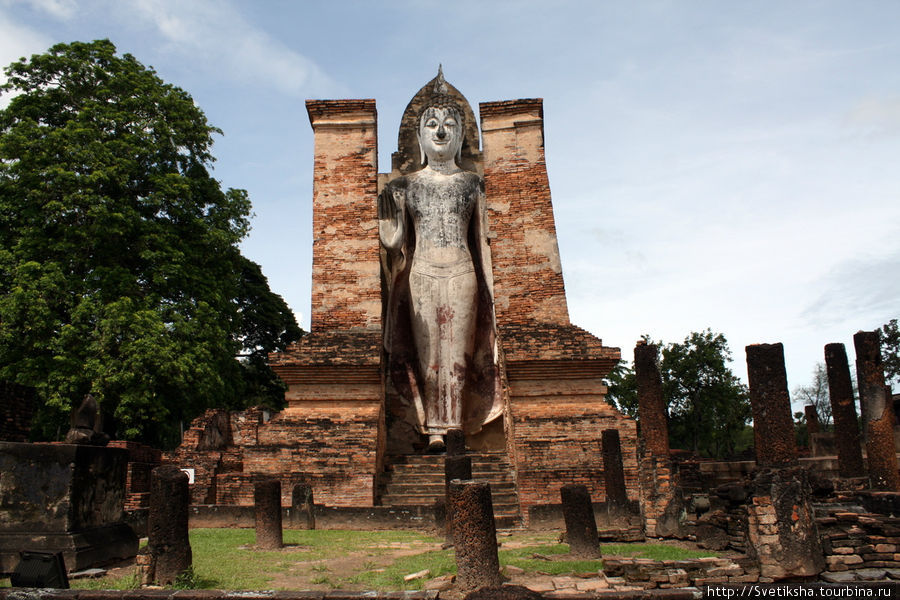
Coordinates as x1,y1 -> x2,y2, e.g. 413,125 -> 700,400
378,451 -> 523,529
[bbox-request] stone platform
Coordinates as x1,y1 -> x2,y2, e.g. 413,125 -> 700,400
0,442 -> 138,573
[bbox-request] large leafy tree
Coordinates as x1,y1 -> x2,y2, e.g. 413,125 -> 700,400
604,330 -> 750,458
0,40 -> 300,445
661,330 -> 750,458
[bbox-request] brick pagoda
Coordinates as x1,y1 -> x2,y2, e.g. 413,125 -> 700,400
170,75 -> 636,525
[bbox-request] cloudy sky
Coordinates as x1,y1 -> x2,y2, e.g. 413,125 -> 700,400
2,0 -> 899,403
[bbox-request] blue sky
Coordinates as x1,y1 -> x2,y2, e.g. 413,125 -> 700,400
2,0 -> 899,403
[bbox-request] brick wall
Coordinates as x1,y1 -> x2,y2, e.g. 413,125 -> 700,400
481,99 -> 569,326
108,440 -> 161,510
508,369 -> 638,514
306,100 -> 381,333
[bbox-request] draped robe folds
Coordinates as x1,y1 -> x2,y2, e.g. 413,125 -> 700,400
379,170 -> 503,436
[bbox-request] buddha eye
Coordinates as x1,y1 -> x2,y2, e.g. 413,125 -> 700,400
425,118 -> 438,128
445,119 -> 457,128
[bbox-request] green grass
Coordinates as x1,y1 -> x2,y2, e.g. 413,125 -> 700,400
601,543 -> 717,561
347,549 -> 457,590
499,543 -> 603,575
2,529 -> 718,591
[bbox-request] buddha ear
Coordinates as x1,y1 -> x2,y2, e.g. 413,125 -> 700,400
419,137 -> 426,166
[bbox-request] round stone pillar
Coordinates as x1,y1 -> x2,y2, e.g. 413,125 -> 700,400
448,480 -> 502,590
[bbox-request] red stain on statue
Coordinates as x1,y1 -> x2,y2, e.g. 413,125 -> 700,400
436,304 -> 455,326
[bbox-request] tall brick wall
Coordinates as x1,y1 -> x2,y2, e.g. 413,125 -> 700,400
481,99 -> 569,325
306,99 -> 381,333
507,367 -> 637,515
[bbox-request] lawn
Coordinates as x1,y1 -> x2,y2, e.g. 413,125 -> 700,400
1,529 -> 718,591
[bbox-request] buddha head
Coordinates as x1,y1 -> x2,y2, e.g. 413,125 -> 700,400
418,96 -> 465,166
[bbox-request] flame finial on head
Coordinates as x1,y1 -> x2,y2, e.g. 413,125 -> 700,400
432,64 -> 449,95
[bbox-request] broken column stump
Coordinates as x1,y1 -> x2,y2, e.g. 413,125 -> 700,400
854,331 -> 900,491
443,454 -> 473,541
291,483 -> 315,530
560,484 -> 601,558
146,465 -> 191,585
446,428 -> 466,456
448,480 -> 502,590
635,342 -> 670,458
601,429 -> 628,511
747,467 -> 825,579
254,478 -> 283,549
825,343 -> 865,478
746,343 -> 798,468
804,405 -> 820,435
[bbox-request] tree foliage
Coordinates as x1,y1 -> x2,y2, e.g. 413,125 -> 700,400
0,40 -> 301,445
880,318 -> 900,390
660,330 -> 751,458
604,329 -> 751,459
604,360 -> 638,419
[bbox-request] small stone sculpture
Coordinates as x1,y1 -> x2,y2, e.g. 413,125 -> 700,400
64,394 -> 109,446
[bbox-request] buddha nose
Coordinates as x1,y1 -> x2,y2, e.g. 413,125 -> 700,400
437,126 -> 446,139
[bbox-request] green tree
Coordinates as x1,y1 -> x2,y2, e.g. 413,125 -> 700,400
660,330 -> 751,458
603,330 -> 750,459
792,362 -> 831,427
880,318 -> 899,390
234,256 -> 303,409
0,40 -> 299,445
604,359 -> 638,419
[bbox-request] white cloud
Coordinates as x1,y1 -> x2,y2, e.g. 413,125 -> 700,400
122,0 -> 338,97
25,0 -> 75,19
0,10 -> 53,107
1,0 -> 76,20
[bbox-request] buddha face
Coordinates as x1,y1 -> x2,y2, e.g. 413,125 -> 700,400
419,106 -> 463,165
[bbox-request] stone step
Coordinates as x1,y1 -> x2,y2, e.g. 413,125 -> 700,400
383,471 -> 515,484
389,461 -> 513,473
384,480 -> 517,493
382,491 -> 519,506
379,451 -> 523,525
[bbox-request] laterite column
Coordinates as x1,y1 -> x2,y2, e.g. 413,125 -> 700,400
854,331 -> 900,491
825,343 -> 865,478
147,465 -> 192,584
448,480 -> 502,590
560,484 -> 601,558
254,478 -> 283,549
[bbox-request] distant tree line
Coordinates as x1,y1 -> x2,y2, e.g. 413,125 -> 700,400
607,318 -> 899,460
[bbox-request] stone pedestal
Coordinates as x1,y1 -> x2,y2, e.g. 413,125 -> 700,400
0,442 -> 138,574
747,467 -> 824,579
